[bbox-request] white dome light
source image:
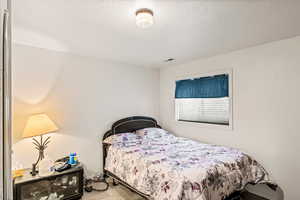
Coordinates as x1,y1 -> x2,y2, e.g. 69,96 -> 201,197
135,8 -> 154,29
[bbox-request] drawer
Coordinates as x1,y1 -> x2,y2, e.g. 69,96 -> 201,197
14,170 -> 83,200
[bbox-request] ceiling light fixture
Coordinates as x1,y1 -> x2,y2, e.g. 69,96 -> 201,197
135,8 -> 154,29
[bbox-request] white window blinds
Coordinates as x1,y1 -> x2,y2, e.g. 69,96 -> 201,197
175,97 -> 230,125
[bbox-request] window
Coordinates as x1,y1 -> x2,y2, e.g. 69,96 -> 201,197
175,73 -> 231,126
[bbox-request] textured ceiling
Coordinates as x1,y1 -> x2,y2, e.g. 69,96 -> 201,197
13,0 -> 300,67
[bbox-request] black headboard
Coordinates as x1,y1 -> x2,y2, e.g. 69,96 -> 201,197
103,116 -> 160,141
102,116 -> 160,172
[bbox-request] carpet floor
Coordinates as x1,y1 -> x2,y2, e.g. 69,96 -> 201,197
82,182 -> 144,200
82,181 -> 268,200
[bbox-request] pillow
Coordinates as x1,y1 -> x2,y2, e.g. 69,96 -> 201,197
135,128 -> 169,139
103,132 -> 141,145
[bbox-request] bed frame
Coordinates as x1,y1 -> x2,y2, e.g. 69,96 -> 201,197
102,116 -> 242,200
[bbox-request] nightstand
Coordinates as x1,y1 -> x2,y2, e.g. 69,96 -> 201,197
13,165 -> 84,200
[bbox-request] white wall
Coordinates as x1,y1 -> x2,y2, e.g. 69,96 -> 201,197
13,36 -> 300,199
160,36 -> 300,200
12,44 -> 160,176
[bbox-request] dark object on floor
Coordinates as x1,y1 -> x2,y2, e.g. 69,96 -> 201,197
241,191 -> 269,200
226,191 -> 242,200
266,183 -> 278,191
14,165 -> 83,200
84,175 -> 109,192
248,182 -> 277,192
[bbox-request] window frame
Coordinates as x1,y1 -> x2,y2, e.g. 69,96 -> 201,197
174,69 -> 233,130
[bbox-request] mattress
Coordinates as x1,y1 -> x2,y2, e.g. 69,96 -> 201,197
104,128 -> 274,200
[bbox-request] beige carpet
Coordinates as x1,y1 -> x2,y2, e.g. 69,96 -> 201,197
82,183 -> 269,200
82,182 -> 145,200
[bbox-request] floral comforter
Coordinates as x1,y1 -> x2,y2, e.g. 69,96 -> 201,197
104,128 -> 274,200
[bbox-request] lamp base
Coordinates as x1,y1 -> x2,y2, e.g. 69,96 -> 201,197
31,163 -> 38,176
31,135 -> 51,176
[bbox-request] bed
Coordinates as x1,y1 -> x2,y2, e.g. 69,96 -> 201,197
102,116 -> 276,200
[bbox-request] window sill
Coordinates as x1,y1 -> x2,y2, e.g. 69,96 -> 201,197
178,119 -> 229,126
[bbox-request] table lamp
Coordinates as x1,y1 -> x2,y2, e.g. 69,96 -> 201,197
22,114 -> 59,176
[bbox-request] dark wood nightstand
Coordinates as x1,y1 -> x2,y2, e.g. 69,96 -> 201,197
13,165 -> 84,200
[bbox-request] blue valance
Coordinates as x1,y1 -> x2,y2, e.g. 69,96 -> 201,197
175,74 -> 229,98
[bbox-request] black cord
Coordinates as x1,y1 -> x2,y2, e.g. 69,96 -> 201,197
84,176 -> 109,192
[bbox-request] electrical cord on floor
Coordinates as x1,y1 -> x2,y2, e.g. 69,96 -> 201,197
84,175 -> 109,192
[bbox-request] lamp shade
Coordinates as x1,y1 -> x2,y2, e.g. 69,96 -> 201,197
22,114 -> 59,138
